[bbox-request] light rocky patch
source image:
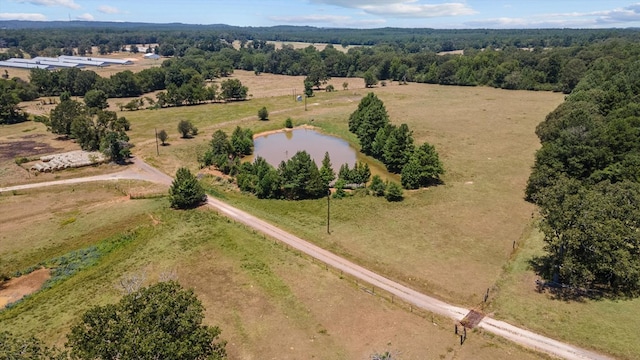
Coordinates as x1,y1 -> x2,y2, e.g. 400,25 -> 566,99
31,150 -> 107,172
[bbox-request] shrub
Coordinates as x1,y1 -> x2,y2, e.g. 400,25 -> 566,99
285,117 -> 293,128
258,106 -> 269,120
385,181 -> 404,202
14,157 -> 29,165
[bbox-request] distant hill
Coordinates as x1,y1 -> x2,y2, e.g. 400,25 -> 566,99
1,20 -> 639,49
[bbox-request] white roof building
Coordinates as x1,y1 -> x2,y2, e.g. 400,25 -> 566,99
33,56 -> 108,67
0,60 -> 52,70
59,56 -> 133,65
6,58 -> 82,69
144,53 -> 160,60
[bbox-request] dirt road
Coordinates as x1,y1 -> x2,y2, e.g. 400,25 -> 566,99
0,158 -> 613,360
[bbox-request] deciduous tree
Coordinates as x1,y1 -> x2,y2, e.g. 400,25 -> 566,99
83,89 -> 108,110
178,119 -> 198,138
50,99 -> 85,136
220,78 -> 248,101
533,180 -> 640,296
158,129 -> 168,145
66,281 -> 226,360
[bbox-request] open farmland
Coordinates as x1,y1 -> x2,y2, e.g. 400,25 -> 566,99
0,183 -> 548,359
2,66 -> 636,358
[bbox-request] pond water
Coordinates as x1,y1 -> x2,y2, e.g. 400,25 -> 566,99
246,128 -> 357,168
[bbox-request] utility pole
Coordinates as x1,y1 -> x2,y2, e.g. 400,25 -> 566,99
327,189 -> 331,234
155,128 -> 159,156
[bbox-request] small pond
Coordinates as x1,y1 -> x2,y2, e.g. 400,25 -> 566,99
246,128 -> 357,168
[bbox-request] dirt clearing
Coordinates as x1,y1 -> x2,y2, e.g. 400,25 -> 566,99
0,268 -> 51,308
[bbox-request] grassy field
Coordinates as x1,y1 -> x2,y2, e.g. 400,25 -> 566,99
2,66 -> 636,358
0,183 -> 546,359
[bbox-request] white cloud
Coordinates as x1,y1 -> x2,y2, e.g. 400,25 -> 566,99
0,12 -> 47,21
467,3 -> 640,28
98,5 -> 121,14
15,0 -> 80,9
269,14 -> 385,27
311,0 -> 476,18
76,13 -> 94,21
361,2 -> 476,18
269,14 -> 351,24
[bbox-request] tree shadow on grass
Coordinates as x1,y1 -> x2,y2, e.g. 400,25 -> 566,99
529,255 -> 604,302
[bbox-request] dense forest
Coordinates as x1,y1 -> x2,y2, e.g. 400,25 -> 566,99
1,22 -> 640,296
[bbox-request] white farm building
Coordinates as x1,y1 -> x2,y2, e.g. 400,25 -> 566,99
0,55 -> 134,71
0,60 -> 52,70
59,56 -> 133,65
144,53 -> 160,60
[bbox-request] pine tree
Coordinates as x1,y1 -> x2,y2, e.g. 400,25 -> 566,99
169,167 -> 206,209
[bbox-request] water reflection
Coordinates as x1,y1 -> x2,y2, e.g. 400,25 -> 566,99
246,128 -> 357,168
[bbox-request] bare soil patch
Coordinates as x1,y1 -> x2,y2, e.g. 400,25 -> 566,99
0,268 -> 51,308
0,138 -> 61,162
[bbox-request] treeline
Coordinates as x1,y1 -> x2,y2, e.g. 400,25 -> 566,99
26,53 -> 237,99
3,25 -> 640,95
4,27 -> 640,114
0,57 -> 248,125
526,42 -> 640,296
2,21 -> 640,55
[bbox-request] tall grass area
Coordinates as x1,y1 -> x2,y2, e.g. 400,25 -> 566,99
487,224 -> 640,360
0,183 -> 162,275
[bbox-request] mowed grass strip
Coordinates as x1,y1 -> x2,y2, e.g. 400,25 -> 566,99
0,198 -> 545,359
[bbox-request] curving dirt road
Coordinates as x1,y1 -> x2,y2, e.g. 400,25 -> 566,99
0,158 -> 613,360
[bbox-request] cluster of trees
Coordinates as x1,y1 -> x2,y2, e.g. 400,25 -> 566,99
0,78 -> 33,124
48,94 -> 131,162
199,127 -> 403,201
27,64 -> 247,107
0,281 -> 227,359
348,93 -> 444,189
526,44 -> 640,296
199,127 -> 254,173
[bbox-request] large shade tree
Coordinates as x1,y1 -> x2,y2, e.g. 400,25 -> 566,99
67,281 -> 226,360
533,179 -> 640,296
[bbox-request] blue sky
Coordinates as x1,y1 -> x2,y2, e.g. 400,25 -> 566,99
2,1 -> 640,28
